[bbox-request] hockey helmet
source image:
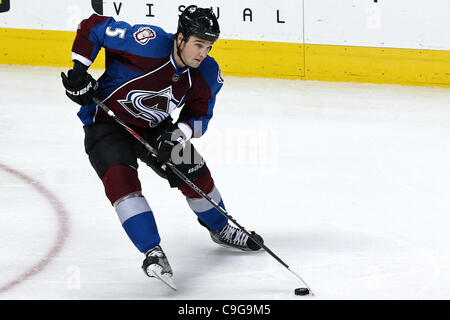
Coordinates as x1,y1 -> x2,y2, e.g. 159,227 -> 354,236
177,5 -> 220,42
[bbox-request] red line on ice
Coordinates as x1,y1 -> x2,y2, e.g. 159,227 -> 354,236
0,163 -> 69,294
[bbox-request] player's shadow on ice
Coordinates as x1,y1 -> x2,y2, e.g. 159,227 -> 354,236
173,240 -> 265,290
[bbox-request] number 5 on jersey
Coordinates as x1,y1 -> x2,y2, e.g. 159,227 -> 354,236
105,26 -> 126,39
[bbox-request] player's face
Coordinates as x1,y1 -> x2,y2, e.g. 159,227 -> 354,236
177,35 -> 213,68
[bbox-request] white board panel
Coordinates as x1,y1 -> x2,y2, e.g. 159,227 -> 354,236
0,0 -> 303,43
1,1 -> 448,50
304,0 -> 450,50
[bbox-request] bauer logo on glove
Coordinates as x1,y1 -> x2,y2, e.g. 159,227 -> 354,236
61,63 -> 102,106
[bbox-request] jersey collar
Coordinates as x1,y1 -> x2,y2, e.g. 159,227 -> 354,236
170,50 -> 190,75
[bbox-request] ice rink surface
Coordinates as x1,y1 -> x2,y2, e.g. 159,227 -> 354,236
0,65 -> 449,300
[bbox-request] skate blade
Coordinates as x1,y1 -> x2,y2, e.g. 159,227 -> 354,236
146,264 -> 177,291
216,243 -> 264,253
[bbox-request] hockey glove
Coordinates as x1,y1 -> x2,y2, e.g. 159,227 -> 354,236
155,128 -> 187,164
61,62 -> 101,106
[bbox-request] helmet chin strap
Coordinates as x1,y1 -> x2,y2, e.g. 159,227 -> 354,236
175,37 -> 190,68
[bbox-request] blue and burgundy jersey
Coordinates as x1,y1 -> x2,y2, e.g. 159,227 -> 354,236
72,14 -> 223,138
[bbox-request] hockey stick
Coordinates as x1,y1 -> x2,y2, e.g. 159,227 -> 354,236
92,97 -> 314,295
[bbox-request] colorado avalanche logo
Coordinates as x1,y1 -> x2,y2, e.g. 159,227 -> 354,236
134,27 -> 156,45
118,87 -> 178,127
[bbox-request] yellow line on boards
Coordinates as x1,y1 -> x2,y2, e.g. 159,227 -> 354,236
0,28 -> 449,88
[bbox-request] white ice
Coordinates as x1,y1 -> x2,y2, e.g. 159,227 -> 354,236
0,65 -> 449,300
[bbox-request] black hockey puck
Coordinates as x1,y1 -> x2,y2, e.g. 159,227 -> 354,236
295,288 -> 310,296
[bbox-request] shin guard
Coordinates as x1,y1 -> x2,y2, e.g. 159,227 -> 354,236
178,171 -> 228,231
102,165 -> 160,252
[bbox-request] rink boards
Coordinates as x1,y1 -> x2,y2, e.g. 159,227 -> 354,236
0,0 -> 449,87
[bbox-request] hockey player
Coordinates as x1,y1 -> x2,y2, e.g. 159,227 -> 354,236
61,6 -> 264,289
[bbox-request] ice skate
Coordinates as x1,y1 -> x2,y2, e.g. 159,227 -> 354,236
199,219 -> 264,251
142,245 -> 176,290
